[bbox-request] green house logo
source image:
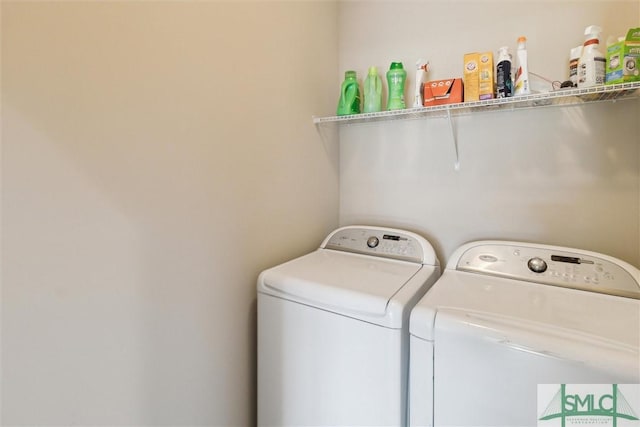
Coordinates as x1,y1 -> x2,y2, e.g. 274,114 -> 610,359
539,384 -> 639,427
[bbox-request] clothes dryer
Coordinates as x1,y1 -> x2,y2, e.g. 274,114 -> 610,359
409,240 -> 640,427
258,225 -> 440,427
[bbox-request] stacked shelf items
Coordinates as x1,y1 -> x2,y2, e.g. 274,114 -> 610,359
313,81 -> 640,125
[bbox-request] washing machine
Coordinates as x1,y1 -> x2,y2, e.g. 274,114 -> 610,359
409,240 -> 640,427
257,225 -> 440,427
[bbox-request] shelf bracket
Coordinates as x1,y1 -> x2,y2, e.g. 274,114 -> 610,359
313,120 -> 340,172
447,109 -> 460,171
314,119 -> 338,145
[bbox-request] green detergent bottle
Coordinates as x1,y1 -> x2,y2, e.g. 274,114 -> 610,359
363,66 -> 383,113
336,70 -> 361,116
386,62 -> 406,110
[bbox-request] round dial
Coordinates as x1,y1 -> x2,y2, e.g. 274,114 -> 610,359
366,236 -> 379,248
527,257 -> 548,273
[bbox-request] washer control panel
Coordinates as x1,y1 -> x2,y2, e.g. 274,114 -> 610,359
323,226 -> 427,264
456,243 -> 640,299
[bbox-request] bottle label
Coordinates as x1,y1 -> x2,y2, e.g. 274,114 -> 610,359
595,57 -> 605,84
496,60 -> 513,98
387,70 -> 406,110
578,56 -> 605,86
514,65 -> 528,94
569,58 -> 579,84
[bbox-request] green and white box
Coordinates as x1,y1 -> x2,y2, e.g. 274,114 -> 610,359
606,27 -> 640,84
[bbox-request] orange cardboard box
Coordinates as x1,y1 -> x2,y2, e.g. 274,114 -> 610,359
423,78 -> 464,106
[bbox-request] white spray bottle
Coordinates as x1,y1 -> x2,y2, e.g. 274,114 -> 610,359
577,25 -> 605,88
413,60 -> 430,107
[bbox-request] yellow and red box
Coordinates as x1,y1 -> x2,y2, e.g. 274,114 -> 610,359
423,78 -> 464,106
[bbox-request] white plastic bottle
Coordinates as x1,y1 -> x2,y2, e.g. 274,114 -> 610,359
514,36 -> 530,96
569,45 -> 583,86
413,60 -> 430,107
577,25 -> 605,88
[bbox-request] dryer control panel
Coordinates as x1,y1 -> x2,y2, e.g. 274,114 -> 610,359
455,242 -> 640,299
321,226 -> 438,265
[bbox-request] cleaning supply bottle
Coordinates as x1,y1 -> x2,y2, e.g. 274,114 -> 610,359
514,36 -> 530,96
413,60 -> 430,107
336,70 -> 361,116
363,66 -> 383,113
386,62 -> 407,110
577,25 -> 605,88
496,46 -> 513,98
569,45 -> 583,86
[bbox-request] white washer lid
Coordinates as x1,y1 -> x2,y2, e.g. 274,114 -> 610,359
410,270 -> 640,351
259,249 -> 422,325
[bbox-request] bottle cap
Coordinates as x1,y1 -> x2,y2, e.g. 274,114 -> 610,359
345,70 -> 357,78
570,45 -> 583,60
517,36 -> 527,43
389,62 -> 404,70
368,66 -> 378,75
584,25 -> 602,36
497,46 -> 510,61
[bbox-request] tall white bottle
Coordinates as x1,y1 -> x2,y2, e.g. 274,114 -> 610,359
514,36 -> 530,96
577,25 -> 605,88
496,46 -> 513,98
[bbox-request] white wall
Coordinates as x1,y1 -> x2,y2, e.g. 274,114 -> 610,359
1,2 -> 338,425
337,0 -> 640,267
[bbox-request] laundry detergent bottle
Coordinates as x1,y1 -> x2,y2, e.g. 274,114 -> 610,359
336,70 -> 361,116
363,66 -> 383,113
386,62 -> 407,110
577,25 -> 605,88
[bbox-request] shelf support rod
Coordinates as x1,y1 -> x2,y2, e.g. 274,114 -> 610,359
447,109 -> 460,171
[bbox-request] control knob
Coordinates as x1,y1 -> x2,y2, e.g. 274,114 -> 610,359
366,236 -> 379,248
527,257 -> 548,273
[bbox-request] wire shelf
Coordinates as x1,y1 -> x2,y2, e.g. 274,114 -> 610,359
313,81 -> 640,125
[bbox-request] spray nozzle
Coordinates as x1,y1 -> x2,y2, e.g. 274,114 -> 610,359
584,25 -> 602,37
416,59 -> 430,72
583,25 -> 602,47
